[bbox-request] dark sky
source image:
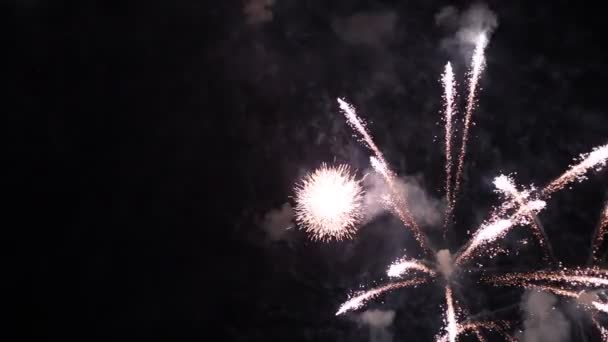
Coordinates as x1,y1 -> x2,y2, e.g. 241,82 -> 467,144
9,0 -> 608,341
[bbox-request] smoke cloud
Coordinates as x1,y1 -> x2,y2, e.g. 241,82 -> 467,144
332,10 -> 398,47
361,172 -> 444,228
243,0 -> 275,25
359,309 -> 395,342
435,3 -> 498,59
260,202 -> 293,241
518,291 -> 571,342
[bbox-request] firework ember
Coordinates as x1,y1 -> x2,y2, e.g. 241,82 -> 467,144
335,278 -> 430,316
592,202 -> 608,262
387,258 -> 436,278
442,62 -> 457,223
444,285 -> 459,342
453,34 -> 489,203
294,164 -> 364,241
543,143 -> 608,196
487,268 -> 608,289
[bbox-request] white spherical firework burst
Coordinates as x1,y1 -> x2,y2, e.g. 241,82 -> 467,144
294,164 -> 364,241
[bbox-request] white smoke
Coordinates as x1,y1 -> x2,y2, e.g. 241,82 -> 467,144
435,3 -> 498,59
361,172 -> 444,228
518,291 -> 571,342
359,309 -> 395,342
243,0 -> 275,25
332,10 -> 398,47
260,202 -> 293,241
436,249 -> 453,278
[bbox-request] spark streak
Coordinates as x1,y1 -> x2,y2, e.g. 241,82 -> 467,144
335,278 -> 429,315
487,268 -> 608,288
592,202 -> 608,262
453,34 -> 488,203
442,62 -> 457,224
387,258 -> 436,278
493,175 -> 554,260
543,143 -> 608,196
444,286 -> 458,342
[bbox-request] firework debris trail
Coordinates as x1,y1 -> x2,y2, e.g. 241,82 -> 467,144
486,268 -> 608,289
452,34 -> 489,206
485,280 -> 608,316
444,285 -> 459,342
335,278 -> 430,316
493,175 -> 555,262
592,315 -> 608,342
294,164 -> 364,241
436,320 -> 514,342
542,143 -> 608,196
591,201 -> 608,263
387,258 -> 437,278
338,98 -> 432,253
442,62 -> 457,230
456,143 -> 608,265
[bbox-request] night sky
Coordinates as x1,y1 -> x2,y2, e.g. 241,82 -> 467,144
10,0 -> 608,341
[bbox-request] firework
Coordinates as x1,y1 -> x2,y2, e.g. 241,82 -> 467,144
452,34 -> 489,203
442,62 -> 457,224
543,143 -> 608,196
387,257 -> 436,278
487,268 -> 608,289
294,164 -> 364,241
444,285 -> 459,342
493,175 -> 554,260
338,98 -> 385,162
335,278 -> 430,316
592,202 -> 608,262
436,321 -> 513,342
592,316 -> 608,342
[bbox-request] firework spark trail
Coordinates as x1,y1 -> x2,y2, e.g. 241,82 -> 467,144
387,258 -> 436,278
487,268 -> 608,288
335,278 -> 429,316
338,98 -> 427,250
442,62 -> 457,225
493,175 -> 554,261
338,98 -> 386,162
444,285 -> 458,342
370,156 -> 431,252
592,316 -> 608,342
436,321 -> 512,342
456,198 -> 546,264
543,143 -> 608,196
294,164 -> 364,241
452,34 -> 488,204
487,282 -> 608,315
592,202 -> 608,262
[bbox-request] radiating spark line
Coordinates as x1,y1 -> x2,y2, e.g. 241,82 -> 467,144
370,156 -> 430,252
337,98 -> 427,251
543,143 -> 608,196
452,34 -> 488,204
487,268 -> 608,288
592,202 -> 608,263
294,164 -> 364,241
335,278 -> 429,316
493,175 -> 554,261
436,321 -> 512,342
387,258 -> 436,278
442,62 -> 457,226
338,98 -> 386,162
456,196 -> 546,264
444,285 -> 458,342
592,315 -> 608,342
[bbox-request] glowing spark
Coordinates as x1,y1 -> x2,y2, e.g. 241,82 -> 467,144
336,278 -> 429,316
294,164 -> 363,241
493,175 -> 553,260
456,190 -> 546,264
437,321 -> 513,342
592,202 -> 608,262
592,316 -> 608,342
444,286 -> 458,342
543,143 -> 608,196
442,62 -> 457,223
453,34 -> 488,203
337,98 -> 385,161
487,268 -> 608,288
387,258 -> 436,278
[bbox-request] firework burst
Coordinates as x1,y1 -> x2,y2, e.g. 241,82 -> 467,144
284,23 -> 608,341
294,164 -> 364,241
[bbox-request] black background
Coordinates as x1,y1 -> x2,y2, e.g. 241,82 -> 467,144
9,0 -> 608,340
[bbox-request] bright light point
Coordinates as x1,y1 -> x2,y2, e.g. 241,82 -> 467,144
294,164 -> 364,241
